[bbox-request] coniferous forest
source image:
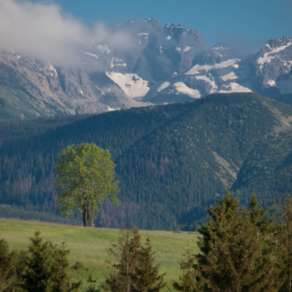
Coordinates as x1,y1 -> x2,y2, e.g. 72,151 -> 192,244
1,94 -> 292,229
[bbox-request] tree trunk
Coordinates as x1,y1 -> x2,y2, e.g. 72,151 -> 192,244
82,205 -> 95,227
82,209 -> 87,227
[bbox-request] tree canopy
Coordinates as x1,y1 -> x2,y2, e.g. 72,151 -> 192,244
56,143 -> 118,226
174,194 -> 285,292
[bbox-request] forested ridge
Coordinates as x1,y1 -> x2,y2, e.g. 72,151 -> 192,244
0,93 -> 292,229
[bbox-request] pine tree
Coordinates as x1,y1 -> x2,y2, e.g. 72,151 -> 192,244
103,229 -> 141,292
21,232 -> 78,292
248,194 -> 272,233
247,195 -> 283,291
173,251 -> 201,292
51,243 -> 81,292
132,238 -> 165,292
0,239 -> 19,292
103,229 -> 165,292
279,196 -> 292,292
175,194 -> 283,292
21,232 -> 55,291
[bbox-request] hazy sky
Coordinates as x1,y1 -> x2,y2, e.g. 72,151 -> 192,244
48,0 -> 292,46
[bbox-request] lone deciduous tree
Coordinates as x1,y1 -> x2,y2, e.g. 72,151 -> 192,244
56,144 -> 118,227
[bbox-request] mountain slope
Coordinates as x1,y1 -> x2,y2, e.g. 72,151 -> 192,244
0,93 -> 292,229
233,130 -> 292,201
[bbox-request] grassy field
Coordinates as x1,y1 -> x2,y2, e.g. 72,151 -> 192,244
0,219 -> 198,290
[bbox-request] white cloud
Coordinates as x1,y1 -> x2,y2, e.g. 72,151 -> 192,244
0,0 -> 132,66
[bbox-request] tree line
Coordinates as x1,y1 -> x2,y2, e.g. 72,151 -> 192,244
0,194 -> 291,291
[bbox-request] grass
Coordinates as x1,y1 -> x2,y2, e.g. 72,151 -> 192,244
0,219 -> 198,291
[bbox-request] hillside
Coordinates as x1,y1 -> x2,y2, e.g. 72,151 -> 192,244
0,116 -> 80,145
0,219 -> 197,291
0,93 -> 292,229
233,130 -> 292,201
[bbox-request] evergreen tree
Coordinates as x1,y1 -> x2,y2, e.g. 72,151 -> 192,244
103,229 -> 164,292
50,243 -> 81,292
173,251 -> 201,292
0,239 -> 19,292
132,238 -> 165,292
103,230 -> 141,292
248,194 -> 270,231
21,232 -> 55,292
21,232 -> 78,292
175,194 -> 283,292
279,196 -> 292,292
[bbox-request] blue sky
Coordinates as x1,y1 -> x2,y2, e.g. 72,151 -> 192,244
45,0 -> 292,49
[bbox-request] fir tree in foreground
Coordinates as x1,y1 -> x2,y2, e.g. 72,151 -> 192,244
21,232 -> 80,292
173,251 -> 200,292
0,239 -> 19,291
131,238 -> 165,292
279,196 -> 292,292
174,193 -> 285,292
103,229 -> 165,292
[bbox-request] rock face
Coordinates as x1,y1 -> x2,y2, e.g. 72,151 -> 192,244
255,38 -> 292,89
0,19 -> 292,121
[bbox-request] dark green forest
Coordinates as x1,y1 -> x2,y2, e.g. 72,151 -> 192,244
0,93 -> 292,229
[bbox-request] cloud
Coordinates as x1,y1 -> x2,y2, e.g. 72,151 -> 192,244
0,0 -> 132,66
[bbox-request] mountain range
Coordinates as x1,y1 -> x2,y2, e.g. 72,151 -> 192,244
1,19 -> 292,121
0,19 -> 292,229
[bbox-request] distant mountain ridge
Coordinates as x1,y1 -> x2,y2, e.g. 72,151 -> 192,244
1,93 -> 291,229
1,19 -> 292,121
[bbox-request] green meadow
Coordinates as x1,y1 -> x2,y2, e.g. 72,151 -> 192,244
0,219 -> 198,290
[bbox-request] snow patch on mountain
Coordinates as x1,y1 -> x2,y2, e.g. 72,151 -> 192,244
221,72 -> 237,82
107,106 -> 120,112
106,72 -> 150,98
264,80 -> 277,87
47,64 -> 58,78
219,82 -> 252,94
174,82 -> 201,98
176,46 -> 192,53
257,41 -> 292,70
185,59 -> 240,75
157,81 -> 171,92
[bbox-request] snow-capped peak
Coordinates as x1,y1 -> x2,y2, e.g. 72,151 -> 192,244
257,40 -> 292,70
